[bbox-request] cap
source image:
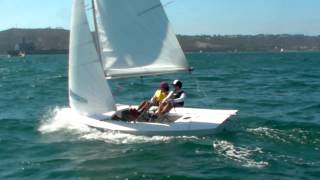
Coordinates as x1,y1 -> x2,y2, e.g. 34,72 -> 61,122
172,80 -> 182,88
159,82 -> 169,91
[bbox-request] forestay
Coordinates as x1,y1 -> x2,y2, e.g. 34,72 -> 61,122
69,0 -> 116,115
93,0 -> 190,79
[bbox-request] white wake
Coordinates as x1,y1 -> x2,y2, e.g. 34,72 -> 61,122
38,107 -> 196,144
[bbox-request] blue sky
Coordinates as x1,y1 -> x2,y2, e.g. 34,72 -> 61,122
1,0 -> 320,35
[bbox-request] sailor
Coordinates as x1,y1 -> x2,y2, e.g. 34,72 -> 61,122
136,81 -> 170,114
154,80 -> 186,117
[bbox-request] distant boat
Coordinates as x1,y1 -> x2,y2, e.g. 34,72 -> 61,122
67,0 -> 237,136
7,50 -> 25,57
7,38 -> 68,57
18,51 -> 26,57
7,49 -> 68,56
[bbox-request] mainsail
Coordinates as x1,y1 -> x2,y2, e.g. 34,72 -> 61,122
93,0 -> 190,79
69,0 -> 116,115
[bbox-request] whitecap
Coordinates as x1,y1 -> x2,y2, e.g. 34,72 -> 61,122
246,127 -> 319,145
247,127 -> 289,143
212,140 -> 268,168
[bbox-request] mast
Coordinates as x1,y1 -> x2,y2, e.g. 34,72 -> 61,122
91,0 -> 105,75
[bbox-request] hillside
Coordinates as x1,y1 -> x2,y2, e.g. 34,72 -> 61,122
0,28 -> 69,53
1,28 -> 320,54
179,35 -> 320,52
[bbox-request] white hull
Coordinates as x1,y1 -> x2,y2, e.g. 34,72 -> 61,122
72,104 -> 238,136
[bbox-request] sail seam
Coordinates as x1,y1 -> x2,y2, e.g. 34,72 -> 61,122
70,89 -> 88,104
70,59 -> 100,67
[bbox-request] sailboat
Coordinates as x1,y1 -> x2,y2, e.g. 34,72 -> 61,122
68,0 -> 237,136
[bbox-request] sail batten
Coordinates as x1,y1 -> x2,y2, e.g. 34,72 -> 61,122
93,0 -> 189,79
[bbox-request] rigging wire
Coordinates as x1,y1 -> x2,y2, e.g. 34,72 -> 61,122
91,0 -> 106,77
189,71 -> 212,107
140,76 -> 147,100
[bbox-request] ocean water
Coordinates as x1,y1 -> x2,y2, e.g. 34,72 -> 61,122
0,52 -> 319,179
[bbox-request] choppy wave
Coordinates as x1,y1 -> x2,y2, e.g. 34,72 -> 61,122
246,126 -> 320,146
2,53 -> 320,179
212,140 -> 268,168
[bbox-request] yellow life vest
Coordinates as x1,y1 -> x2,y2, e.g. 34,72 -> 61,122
153,89 -> 167,103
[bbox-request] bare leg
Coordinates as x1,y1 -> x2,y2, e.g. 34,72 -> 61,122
137,101 -> 151,112
155,101 -> 173,116
155,101 -> 166,115
160,103 -> 173,115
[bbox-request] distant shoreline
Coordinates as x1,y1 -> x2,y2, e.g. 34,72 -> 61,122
2,51 -> 320,56
1,28 -> 320,54
185,50 -> 320,54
